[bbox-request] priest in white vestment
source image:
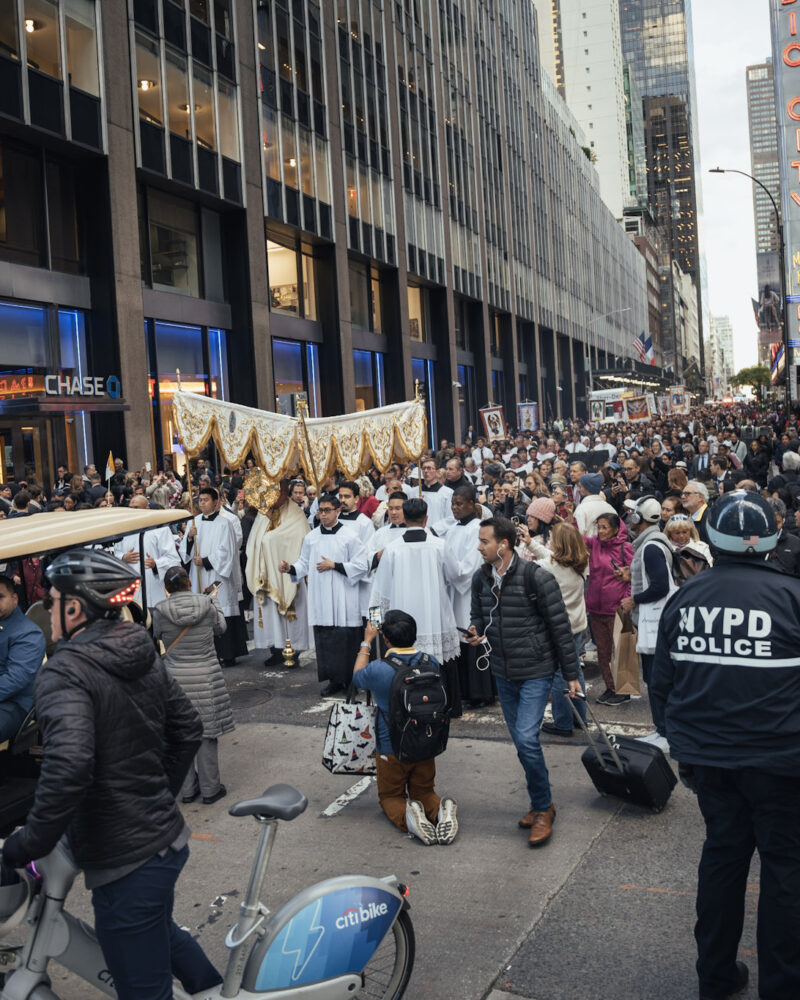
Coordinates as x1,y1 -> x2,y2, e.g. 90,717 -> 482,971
178,486 -> 248,665
447,486 -> 495,707
245,480 -> 311,666
113,495 -> 181,609
369,497 -> 462,715
279,493 -> 369,696
336,480 -> 376,617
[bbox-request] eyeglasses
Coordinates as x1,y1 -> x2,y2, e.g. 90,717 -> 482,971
680,491 -> 696,497
667,514 -> 691,522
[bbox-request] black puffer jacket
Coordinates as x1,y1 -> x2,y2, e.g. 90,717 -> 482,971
470,555 -> 580,682
11,618 -> 201,869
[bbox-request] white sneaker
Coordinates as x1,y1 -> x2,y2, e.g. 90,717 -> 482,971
435,797 -> 459,845
583,640 -> 597,652
405,799 -> 437,845
637,731 -> 670,753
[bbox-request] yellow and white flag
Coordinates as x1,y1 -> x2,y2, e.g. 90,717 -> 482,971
105,451 -> 115,481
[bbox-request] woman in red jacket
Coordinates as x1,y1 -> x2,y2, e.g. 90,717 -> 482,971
583,512 -> 633,705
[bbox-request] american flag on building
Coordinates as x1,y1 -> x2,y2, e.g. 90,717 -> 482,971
633,332 -> 655,365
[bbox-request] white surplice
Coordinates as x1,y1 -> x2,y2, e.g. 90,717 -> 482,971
337,510 -> 376,616
444,517 -> 483,629
420,483 -> 454,526
219,505 -> 244,600
252,581 -> 311,652
369,528 -> 460,663
178,512 -> 240,617
290,522 -> 369,628
112,527 -> 181,609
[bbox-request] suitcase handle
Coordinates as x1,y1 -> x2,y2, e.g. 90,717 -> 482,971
564,692 -> 625,775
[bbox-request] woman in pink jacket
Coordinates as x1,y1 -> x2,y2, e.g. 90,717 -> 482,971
583,512 -> 633,705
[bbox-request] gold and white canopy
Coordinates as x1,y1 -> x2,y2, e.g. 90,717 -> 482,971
171,391 -> 427,485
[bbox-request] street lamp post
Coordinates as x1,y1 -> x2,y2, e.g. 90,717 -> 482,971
709,167 -> 791,412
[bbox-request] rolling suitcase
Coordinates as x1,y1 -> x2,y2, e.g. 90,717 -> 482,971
566,694 -> 676,812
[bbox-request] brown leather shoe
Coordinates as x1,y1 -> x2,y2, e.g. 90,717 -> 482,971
527,803 -> 556,847
518,802 -> 556,828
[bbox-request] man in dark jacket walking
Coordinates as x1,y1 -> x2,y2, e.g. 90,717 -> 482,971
651,492 -> 800,1000
467,516 -> 581,847
2,549 -> 222,1000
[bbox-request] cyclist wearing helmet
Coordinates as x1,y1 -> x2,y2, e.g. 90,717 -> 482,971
650,491 -> 800,1000
1,548 -> 223,999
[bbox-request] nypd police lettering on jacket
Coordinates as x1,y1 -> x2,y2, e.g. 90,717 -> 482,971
674,607 -> 778,664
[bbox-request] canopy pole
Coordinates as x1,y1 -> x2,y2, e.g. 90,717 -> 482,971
175,369 -> 201,591
296,398 -> 321,493
414,379 -> 426,498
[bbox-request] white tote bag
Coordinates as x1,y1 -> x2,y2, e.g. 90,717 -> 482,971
322,692 -> 378,775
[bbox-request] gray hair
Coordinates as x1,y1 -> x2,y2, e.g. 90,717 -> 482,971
782,450 -> 800,472
768,497 -> 787,518
687,479 -> 709,501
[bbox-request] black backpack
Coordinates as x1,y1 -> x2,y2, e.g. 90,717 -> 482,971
383,651 -> 450,763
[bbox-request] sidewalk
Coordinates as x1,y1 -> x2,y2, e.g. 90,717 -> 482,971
40,719 -> 760,1000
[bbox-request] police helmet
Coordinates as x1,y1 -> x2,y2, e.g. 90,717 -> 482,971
45,548 -> 141,619
706,490 -> 777,556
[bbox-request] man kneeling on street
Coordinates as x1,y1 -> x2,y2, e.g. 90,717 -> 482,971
354,610 -> 458,845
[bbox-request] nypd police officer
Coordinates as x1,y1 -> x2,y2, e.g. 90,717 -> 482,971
650,491 -> 800,1000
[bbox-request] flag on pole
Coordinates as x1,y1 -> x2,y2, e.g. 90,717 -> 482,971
633,332 -> 655,366
105,451 -> 115,481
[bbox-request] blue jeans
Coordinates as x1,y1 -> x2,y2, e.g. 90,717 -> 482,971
495,675 -> 553,811
91,845 -> 222,1000
550,633 -> 587,731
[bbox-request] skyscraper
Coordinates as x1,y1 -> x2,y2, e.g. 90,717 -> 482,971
746,60 -> 782,367
619,0 -> 704,378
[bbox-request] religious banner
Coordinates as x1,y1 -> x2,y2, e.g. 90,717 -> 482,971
517,402 -> 539,432
670,386 -> 688,413
480,405 -> 507,442
589,400 -> 605,423
657,395 -> 671,417
171,390 -> 427,484
624,395 -> 650,423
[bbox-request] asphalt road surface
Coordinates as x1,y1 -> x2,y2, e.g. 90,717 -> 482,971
11,646 -> 762,1000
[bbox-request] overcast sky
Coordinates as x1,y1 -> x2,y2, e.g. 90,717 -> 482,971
692,0 -> 772,371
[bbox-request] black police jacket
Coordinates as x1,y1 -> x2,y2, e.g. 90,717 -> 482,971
651,557 -> 800,773
470,554 -> 579,683
12,618 -> 201,869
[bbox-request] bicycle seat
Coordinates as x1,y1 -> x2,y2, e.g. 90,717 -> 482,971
229,784 -> 308,821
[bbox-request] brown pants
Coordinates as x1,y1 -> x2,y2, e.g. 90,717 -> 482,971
590,612 -> 616,691
375,754 -> 441,831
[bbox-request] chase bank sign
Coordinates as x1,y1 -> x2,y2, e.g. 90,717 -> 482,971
44,375 -> 122,398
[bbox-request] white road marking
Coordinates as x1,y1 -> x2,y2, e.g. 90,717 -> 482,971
321,776 -> 376,817
304,701 -> 338,715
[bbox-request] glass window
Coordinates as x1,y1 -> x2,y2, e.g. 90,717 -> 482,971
263,107 -> 280,180
193,64 -> 216,149
213,0 -> 232,39
412,356 -> 435,445
0,142 -> 44,267
298,127 -> 314,196
136,31 -> 163,126
354,349 -> 375,410
148,189 -> 200,296
371,269 -> 382,333
190,0 -> 208,23
0,5 -> 19,60
58,307 -> 88,374
217,79 -> 239,160
273,338 -> 303,396
152,320 -> 207,464
24,0 -> 61,79
306,342 -> 321,415
208,327 -> 228,399
267,239 -> 299,314
315,136 -> 330,203
408,285 -> 426,342
349,260 -> 370,329
46,160 -> 80,273
165,47 -> 191,138
301,253 -> 317,320
0,300 -> 49,367
281,115 -> 297,188
64,0 -> 99,96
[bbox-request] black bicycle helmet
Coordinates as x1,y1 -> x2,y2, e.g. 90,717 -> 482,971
706,490 -> 777,556
45,548 -> 141,618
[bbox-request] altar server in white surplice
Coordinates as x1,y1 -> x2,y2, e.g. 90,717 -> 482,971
113,495 -> 180,609
369,497 -> 462,715
447,486 -> 496,708
369,491 -> 409,570
179,486 -> 247,665
336,480 -> 376,616
245,480 -> 311,666
419,457 -> 454,528
279,493 -> 369,697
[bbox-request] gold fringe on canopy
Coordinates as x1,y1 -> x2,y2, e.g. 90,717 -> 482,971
171,391 -> 427,482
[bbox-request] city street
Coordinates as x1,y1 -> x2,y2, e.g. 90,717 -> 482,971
42,649 -> 762,1000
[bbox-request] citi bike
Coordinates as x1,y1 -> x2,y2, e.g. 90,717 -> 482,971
0,784 -> 415,999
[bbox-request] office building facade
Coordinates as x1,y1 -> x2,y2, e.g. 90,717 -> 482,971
0,0 -> 647,485
746,60 -> 782,367
706,314 -> 734,398
619,0 -> 704,376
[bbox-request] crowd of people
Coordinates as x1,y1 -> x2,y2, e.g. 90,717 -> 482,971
2,397 -> 800,999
